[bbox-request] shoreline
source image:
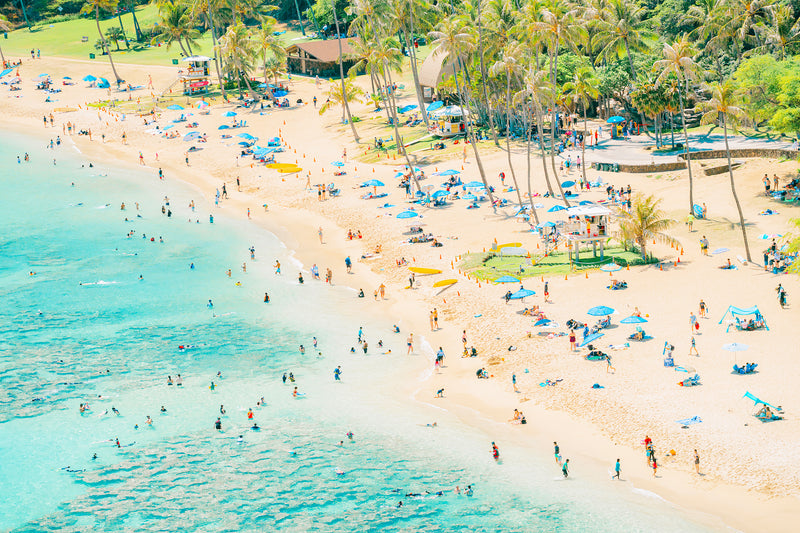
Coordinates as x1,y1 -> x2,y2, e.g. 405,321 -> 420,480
3,57 -> 799,532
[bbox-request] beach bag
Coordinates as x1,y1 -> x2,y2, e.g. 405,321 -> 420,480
694,321 -> 700,331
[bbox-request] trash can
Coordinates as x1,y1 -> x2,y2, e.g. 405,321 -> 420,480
89,53 -> 95,59
172,59 -> 179,65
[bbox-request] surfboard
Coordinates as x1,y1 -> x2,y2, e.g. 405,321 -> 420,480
409,267 -> 442,274
497,242 -> 522,249
432,279 -> 457,288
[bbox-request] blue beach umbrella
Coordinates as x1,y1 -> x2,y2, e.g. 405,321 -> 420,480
331,161 -> 345,167
462,193 -> 477,201
579,332 -> 604,347
431,190 -> 449,199
237,133 -> 256,140
217,125 -> 230,130
62,76 -> 72,80
561,180 -> 575,188
547,205 -> 566,212
83,75 -> 97,82
495,275 -> 520,283
600,263 -> 622,272
396,210 -> 419,219
587,305 -> 615,316
579,200 -> 594,206
509,288 -> 536,300
362,179 -> 385,187
223,111 -> 237,117
167,104 -> 184,110
620,315 -> 648,324
534,318 -> 552,326
435,169 -> 461,176
607,116 -> 625,124
464,181 -> 485,188
97,77 -> 109,87
183,132 -> 201,141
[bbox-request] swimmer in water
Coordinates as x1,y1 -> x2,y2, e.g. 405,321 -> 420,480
207,300 -> 214,309
167,376 -> 173,386
160,406 -> 167,413
220,405 -> 226,415
282,373 -> 287,384
264,293 -> 270,303
112,407 -> 120,416
293,386 -> 299,398
237,435 -> 244,443
214,418 -> 222,430
209,381 -> 216,391
146,416 -> 153,426
251,423 -> 260,430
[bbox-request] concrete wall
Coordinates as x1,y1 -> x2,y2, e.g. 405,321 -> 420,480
679,148 -> 800,161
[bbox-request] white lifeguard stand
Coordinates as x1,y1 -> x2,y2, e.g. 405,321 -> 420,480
564,204 -> 611,261
180,55 -> 211,96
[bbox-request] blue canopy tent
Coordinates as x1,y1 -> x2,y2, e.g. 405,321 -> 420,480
579,332 -> 604,347
743,391 -> 780,410
719,305 -> 768,332
0,68 -> 13,78
494,275 -> 520,284
82,75 -> 97,82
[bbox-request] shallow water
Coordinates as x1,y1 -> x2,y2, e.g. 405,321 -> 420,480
0,130 -> 720,531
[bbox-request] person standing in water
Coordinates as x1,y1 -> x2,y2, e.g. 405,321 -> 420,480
491,442 -> 500,461
334,366 -> 342,380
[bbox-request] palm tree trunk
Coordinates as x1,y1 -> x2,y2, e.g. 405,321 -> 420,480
96,6 -> 122,83
177,37 -> 189,57
624,39 -> 637,81
116,11 -> 129,49
524,97 -> 540,225
130,0 -> 142,41
382,67 -> 422,194
332,6 -> 360,142
581,102 -> 588,187
0,44 -> 6,66
476,3 -> 499,147
207,14 -> 228,101
293,0 -> 306,36
406,15 -> 429,129
678,84 -> 694,213
722,115 -> 751,261
533,104 -> 555,196
548,46 -> 570,206
18,0 -> 30,31
452,62 -> 496,208
505,76 -> 524,208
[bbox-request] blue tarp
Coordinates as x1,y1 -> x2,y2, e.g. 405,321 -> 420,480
426,101 -> 444,112
509,288 -> 535,300
676,416 -> 702,426
719,305 -> 765,323
399,104 -> 418,113
743,391 -> 780,410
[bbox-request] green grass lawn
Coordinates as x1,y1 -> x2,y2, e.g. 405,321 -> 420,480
462,246 -> 654,280
2,6 -> 306,66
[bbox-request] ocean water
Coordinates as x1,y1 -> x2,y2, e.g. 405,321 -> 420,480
0,130 -> 720,532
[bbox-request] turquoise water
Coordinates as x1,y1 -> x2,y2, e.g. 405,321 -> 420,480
0,131 -> 719,532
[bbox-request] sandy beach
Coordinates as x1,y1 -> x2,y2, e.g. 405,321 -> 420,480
3,55 -> 800,531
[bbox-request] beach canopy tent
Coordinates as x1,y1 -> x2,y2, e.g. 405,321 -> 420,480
495,275 -> 520,283
743,391 -> 780,410
0,68 -> 13,78
718,305 -> 768,330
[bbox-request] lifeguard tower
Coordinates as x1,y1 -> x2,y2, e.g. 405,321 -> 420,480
563,204 -> 611,261
180,55 -> 211,96
430,105 -> 467,138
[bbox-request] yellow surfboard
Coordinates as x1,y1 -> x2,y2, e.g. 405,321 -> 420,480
433,279 -> 457,288
497,242 -> 522,249
409,267 -> 442,274
278,166 -> 302,173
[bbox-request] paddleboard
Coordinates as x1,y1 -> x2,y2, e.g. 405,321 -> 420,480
409,267 -> 442,274
432,279 -> 457,288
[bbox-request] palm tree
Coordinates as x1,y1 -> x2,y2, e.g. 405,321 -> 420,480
753,5 -> 800,59
0,14 -> 12,67
616,193 -> 678,261
654,36 -> 699,214
725,0 -> 777,63
82,0 -> 123,83
129,0 -> 143,41
429,16 -> 497,207
262,57 -> 285,84
563,67 -> 599,189
490,41 -> 526,209
105,26 -> 126,51
217,22 -> 256,98
152,3 -> 200,57
521,67 -> 558,201
254,18 -> 286,83
594,0 -> 654,82
319,78 -> 365,116
698,81 -> 752,261
330,0 -> 360,142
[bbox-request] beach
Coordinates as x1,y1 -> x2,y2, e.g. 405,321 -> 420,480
2,55 -> 799,532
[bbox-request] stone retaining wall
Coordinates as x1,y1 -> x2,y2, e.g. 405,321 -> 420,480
615,161 -> 687,173
679,148 -> 799,161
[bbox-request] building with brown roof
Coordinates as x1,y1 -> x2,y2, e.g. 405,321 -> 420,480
285,38 -> 363,78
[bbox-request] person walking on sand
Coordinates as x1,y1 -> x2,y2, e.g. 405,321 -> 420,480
652,457 -> 658,477
689,312 -> 697,335
689,336 -> 699,356
512,373 -> 518,392
698,299 -> 707,318
318,227 -> 324,244
562,458 -> 570,478
700,235 -> 709,256
605,354 -> 615,373
407,333 -> 414,354
694,449 -> 700,474
543,281 -> 550,303
613,458 -> 621,479
553,442 -> 560,464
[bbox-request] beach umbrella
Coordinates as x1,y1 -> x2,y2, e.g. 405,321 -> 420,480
600,263 -> 622,272
331,161 -> 345,167
223,111 -> 237,117
536,221 -> 556,228
197,101 -> 209,108
435,169 -> 461,176
218,125 -> 230,130
462,193 -> 477,201
620,315 -> 648,324
534,203 -> 545,209
237,133 -> 256,140
63,76 -> 72,80
83,75 -> 97,82
38,73 -> 49,77
426,101 -> 444,112
722,343 -> 749,352
167,104 -> 184,110
534,318 -> 552,326
495,275 -> 520,284
579,332 -> 604,347
561,180 -> 575,188
547,205 -> 566,212
431,190 -> 449,199
579,200 -> 594,206
97,77 -> 109,85
587,305 -> 615,316
183,132 -> 201,141
607,116 -> 625,124
362,179 -> 385,187
464,181 -> 485,188
396,210 -> 419,219
238,141 -> 252,146
711,247 -> 729,255
509,288 -> 536,300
